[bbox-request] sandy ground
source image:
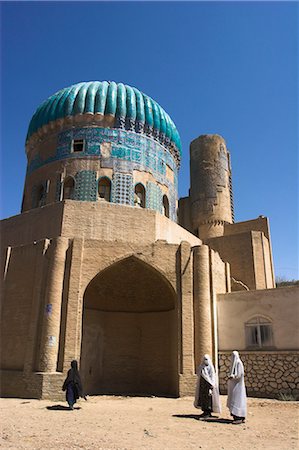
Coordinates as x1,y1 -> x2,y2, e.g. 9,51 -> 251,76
0,396 -> 298,450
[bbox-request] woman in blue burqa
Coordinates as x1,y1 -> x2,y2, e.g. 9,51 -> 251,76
62,360 -> 86,409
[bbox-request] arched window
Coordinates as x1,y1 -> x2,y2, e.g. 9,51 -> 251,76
162,195 -> 169,218
63,176 -> 75,200
33,182 -> 47,208
37,185 -> 45,207
134,183 -> 146,208
98,177 -> 111,202
245,316 -> 273,348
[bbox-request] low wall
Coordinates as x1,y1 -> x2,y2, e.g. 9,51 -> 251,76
219,351 -> 299,400
0,370 -> 65,401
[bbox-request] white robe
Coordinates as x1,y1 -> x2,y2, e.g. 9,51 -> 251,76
194,355 -> 221,414
227,352 -> 247,418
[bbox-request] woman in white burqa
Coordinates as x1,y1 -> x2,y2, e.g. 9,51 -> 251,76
227,351 -> 247,424
194,354 -> 221,419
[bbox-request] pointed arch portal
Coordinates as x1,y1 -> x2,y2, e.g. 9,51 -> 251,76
80,257 -> 178,397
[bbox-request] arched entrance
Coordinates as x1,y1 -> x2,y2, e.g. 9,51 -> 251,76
80,256 -> 178,397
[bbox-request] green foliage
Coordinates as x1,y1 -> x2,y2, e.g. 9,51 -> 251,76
278,392 -> 297,401
275,276 -> 299,288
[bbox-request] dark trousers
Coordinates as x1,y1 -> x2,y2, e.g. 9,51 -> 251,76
66,384 -> 76,407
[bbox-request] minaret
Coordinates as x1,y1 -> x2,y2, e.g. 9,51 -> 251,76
190,134 -> 234,240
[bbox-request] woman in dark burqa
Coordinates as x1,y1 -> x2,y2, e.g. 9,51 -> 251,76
194,354 -> 221,419
62,360 -> 86,410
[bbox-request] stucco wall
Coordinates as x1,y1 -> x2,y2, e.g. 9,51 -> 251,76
218,287 -> 299,350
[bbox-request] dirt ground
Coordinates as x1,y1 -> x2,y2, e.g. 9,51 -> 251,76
0,396 -> 298,450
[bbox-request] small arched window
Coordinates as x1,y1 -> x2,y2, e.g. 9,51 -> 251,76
33,182 -> 47,208
245,316 -> 273,348
63,177 -> 75,200
37,185 -> 45,207
162,195 -> 169,218
134,183 -> 146,208
98,177 -> 111,202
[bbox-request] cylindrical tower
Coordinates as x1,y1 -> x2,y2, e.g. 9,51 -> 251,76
22,81 -> 181,222
190,134 -> 234,240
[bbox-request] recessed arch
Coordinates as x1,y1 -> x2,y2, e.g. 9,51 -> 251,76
162,194 -> 170,218
80,255 -> 178,396
98,176 -> 111,202
134,183 -> 146,208
33,183 -> 46,208
63,176 -> 75,200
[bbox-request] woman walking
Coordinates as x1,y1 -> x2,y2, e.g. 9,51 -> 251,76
62,360 -> 86,410
227,351 -> 247,424
194,354 -> 221,419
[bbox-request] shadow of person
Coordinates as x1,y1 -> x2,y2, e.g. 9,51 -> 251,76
172,414 -> 202,421
46,405 -> 82,411
202,417 -> 233,424
172,414 -> 232,424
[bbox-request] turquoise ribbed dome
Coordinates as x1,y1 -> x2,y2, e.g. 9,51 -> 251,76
26,81 -> 181,154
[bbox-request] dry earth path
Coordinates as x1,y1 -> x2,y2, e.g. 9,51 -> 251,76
1,396 -> 298,449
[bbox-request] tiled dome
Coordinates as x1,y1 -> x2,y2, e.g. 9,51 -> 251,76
26,81 -> 181,157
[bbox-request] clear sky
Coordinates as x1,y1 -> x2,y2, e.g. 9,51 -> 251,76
1,1 -> 298,280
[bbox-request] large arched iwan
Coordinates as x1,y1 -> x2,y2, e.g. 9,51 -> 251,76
80,256 -> 178,397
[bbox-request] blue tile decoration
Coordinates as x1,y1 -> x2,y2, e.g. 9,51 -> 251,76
26,81 -> 182,160
111,173 -> 134,205
27,127 -> 177,176
74,170 -> 97,201
146,182 -> 163,214
27,126 -> 179,221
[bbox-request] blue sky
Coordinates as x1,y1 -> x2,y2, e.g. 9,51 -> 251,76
1,1 -> 298,279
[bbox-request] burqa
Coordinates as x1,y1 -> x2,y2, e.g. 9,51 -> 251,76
227,351 -> 247,423
194,354 -> 221,417
62,360 -> 85,409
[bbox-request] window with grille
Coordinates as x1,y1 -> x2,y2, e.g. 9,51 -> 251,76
245,316 -> 273,348
72,139 -> 85,153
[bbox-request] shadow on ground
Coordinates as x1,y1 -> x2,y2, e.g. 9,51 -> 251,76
46,405 -> 81,411
172,414 -> 232,424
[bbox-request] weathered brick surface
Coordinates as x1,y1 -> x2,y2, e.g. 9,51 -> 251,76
0,205 -> 212,399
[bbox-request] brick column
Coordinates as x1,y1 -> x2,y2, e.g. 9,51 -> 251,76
179,241 -> 195,395
24,239 -> 49,373
193,245 -> 213,368
63,238 -> 84,371
38,237 -> 69,372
